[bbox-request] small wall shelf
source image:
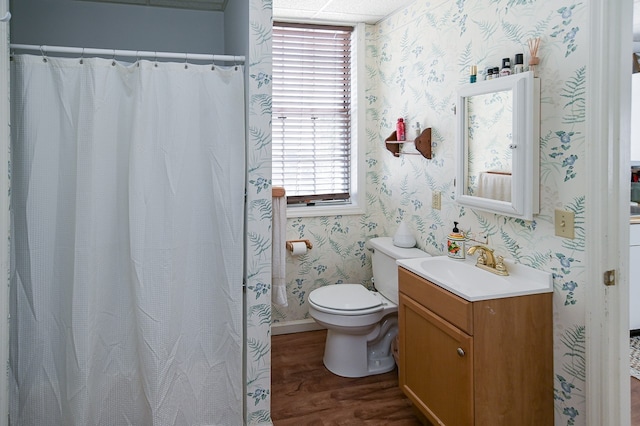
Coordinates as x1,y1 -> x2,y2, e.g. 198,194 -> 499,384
385,128 -> 432,159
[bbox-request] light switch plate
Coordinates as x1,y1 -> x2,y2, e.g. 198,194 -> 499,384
555,209 -> 575,239
432,191 -> 441,210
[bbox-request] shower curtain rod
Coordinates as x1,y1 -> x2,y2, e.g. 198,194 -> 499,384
10,44 -> 245,63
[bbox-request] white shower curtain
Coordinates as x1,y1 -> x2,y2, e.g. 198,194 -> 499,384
9,54 -> 245,425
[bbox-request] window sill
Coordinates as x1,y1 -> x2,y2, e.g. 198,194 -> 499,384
285,202 -> 365,218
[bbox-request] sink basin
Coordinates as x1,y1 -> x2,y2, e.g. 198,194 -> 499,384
396,256 -> 552,301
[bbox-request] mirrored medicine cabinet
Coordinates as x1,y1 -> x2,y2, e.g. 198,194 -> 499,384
455,71 -> 540,221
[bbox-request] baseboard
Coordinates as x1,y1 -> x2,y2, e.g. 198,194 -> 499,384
271,319 -> 325,336
631,329 -> 640,337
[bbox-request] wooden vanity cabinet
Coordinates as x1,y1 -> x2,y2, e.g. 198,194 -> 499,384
398,267 -> 553,426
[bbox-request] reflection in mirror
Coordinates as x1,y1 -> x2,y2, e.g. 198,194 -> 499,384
455,71 -> 540,221
466,90 -> 513,201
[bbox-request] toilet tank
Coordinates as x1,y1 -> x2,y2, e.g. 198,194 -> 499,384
367,237 -> 430,305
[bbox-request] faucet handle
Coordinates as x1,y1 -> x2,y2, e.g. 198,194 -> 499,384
495,255 -> 509,275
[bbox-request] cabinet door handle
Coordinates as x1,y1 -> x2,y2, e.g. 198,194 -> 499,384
457,347 -> 465,357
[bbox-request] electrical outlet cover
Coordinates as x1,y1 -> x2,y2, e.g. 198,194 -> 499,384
432,191 -> 441,210
554,209 -> 575,239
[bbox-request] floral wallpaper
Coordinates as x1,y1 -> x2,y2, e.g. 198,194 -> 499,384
244,0 -> 273,424
274,0 -> 588,424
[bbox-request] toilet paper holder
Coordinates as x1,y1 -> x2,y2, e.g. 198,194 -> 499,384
286,239 -> 313,252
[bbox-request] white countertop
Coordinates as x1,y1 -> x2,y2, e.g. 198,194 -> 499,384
397,255 -> 553,302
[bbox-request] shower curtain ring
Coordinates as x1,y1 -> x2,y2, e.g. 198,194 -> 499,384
111,49 -> 116,66
154,52 -> 158,68
79,48 -> 84,64
136,51 -> 140,67
211,54 -> 215,71
184,53 -> 188,69
40,45 -> 47,63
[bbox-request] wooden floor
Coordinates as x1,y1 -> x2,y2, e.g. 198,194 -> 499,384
271,330 -> 422,425
272,330 -> 640,425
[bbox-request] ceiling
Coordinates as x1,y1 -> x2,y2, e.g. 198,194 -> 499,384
81,0 -> 412,19
273,0 -> 416,24
80,0 -> 640,41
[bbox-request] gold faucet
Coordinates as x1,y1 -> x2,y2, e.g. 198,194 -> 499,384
466,245 -> 509,276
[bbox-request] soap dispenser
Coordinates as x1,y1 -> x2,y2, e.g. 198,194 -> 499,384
447,222 -> 466,259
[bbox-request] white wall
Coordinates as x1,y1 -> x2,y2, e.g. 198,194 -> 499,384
224,0 -> 248,57
632,73 -> 640,161
10,0 -> 225,54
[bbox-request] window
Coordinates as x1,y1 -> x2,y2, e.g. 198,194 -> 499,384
272,22 -> 362,213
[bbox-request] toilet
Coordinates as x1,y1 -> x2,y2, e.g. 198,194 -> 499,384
307,237 -> 430,378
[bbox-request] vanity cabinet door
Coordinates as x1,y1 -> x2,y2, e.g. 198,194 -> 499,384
398,266 -> 553,425
399,293 -> 474,426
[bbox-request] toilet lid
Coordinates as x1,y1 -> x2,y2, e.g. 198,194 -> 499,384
309,284 -> 383,311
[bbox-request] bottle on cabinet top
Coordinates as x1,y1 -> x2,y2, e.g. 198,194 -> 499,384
514,53 -> 524,74
500,58 -> 512,77
486,68 -> 494,80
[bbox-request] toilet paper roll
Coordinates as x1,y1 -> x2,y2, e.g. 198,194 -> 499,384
290,241 -> 308,256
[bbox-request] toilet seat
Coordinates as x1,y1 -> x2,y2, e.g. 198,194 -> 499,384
308,284 -> 385,316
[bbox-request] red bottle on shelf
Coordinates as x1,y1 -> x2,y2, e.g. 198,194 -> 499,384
396,118 -> 406,141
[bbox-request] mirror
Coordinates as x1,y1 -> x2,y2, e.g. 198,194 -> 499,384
466,89 -> 513,200
455,71 -> 540,220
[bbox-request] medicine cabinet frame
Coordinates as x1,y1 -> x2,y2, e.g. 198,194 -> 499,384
455,71 -> 540,221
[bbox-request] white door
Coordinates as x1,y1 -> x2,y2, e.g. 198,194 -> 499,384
0,0 -> 10,424
586,0 -> 632,425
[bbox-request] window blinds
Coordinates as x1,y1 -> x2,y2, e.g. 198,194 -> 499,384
272,22 -> 353,204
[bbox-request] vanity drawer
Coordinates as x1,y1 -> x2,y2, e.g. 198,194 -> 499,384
398,267 -> 473,335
